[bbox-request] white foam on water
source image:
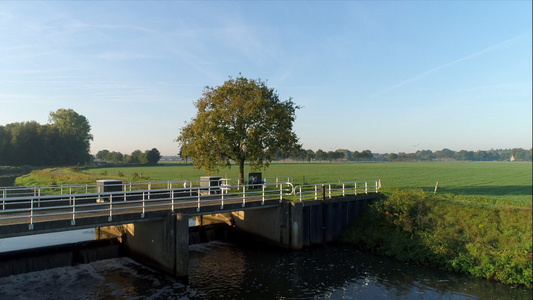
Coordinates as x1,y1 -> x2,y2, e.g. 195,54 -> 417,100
0,257 -> 195,299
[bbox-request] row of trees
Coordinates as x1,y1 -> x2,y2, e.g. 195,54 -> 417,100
267,147 -> 533,162
274,149 -> 374,162
384,148 -> 532,162
95,148 -> 161,165
0,109 -> 93,166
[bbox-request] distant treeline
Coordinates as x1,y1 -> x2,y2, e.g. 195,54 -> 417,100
95,149 -> 161,165
280,148 -> 533,162
0,109 -> 93,166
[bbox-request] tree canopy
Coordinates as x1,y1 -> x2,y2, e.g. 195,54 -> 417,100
176,75 -> 300,181
0,109 -> 93,166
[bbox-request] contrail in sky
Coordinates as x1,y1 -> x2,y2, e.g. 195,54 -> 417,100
371,32 -> 530,97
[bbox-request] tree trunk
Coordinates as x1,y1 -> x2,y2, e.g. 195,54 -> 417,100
238,160 -> 245,185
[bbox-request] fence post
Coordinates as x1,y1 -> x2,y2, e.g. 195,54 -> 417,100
142,192 -> 145,218
197,188 -> 201,212
322,184 -> 326,201
108,194 -> 113,222
262,184 -> 265,205
29,198 -> 34,230
71,196 -> 76,226
221,186 -> 225,209
342,183 -> 345,197
365,182 -> 368,194
242,185 -> 246,207
279,183 -> 283,203
171,190 -> 174,211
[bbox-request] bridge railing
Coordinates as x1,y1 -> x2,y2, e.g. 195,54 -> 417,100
0,181 -> 294,230
0,177 -> 294,199
292,180 -> 381,201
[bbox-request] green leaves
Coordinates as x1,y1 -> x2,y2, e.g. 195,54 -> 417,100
341,190 -> 533,287
177,75 -> 300,180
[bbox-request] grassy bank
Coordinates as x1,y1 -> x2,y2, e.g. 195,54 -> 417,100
340,190 -> 532,287
14,167 -> 130,186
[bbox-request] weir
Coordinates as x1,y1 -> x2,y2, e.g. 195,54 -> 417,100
0,179 -> 380,278
90,193 -> 376,278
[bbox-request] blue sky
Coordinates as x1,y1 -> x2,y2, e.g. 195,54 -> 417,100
1,1 -> 531,156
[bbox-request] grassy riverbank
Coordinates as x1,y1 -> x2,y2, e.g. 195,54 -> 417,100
340,189 -> 532,287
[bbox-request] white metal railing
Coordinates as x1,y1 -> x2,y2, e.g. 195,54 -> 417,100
292,180 -> 381,201
0,181 -> 294,230
0,177 -> 294,199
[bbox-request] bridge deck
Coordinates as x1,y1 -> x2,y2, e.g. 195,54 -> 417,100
0,186 -> 285,239
1,180 -> 381,239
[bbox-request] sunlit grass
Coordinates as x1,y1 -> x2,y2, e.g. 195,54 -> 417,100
81,161 -> 532,206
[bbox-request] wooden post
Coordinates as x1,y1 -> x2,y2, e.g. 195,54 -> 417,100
434,181 -> 439,193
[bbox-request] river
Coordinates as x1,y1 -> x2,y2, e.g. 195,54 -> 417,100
0,237 -> 530,299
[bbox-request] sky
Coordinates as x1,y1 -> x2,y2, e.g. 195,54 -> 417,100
0,1 -> 531,156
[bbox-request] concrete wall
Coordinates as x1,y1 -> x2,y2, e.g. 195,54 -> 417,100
232,195 -> 375,250
98,213 -> 189,278
0,238 -> 121,277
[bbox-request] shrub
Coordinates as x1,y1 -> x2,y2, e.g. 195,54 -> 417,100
340,189 -> 532,287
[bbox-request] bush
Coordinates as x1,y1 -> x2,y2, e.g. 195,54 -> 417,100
340,189 -> 533,287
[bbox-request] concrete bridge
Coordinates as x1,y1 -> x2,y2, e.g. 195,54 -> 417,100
0,178 -> 381,278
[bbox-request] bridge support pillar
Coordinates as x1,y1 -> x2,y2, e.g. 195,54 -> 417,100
98,212 -> 189,279
174,213 -> 189,278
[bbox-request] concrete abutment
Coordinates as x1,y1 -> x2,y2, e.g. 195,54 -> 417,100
95,194 -> 377,278
232,194 -> 374,250
97,212 -> 189,279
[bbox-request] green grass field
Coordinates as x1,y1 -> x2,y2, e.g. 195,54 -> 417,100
81,161 -> 532,206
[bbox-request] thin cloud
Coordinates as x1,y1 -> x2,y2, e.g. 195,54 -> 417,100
371,32 -> 530,97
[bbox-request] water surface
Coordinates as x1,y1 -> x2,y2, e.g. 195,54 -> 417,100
0,241 -> 530,299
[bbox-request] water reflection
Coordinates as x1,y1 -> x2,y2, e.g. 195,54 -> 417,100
0,241 -> 530,299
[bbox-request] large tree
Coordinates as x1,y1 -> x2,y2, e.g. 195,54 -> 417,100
48,108 -> 93,165
177,75 -> 300,181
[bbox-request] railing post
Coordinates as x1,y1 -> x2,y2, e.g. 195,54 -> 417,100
279,183 -> 282,203
242,185 -> 246,207
171,190 -> 175,211
29,198 -> 34,230
342,183 -> 345,197
355,182 -> 358,195
262,184 -> 265,205
299,186 -> 303,202
71,196 -> 76,226
322,184 -> 326,201
221,186 -> 225,209
375,180 -> 379,193
314,185 -> 318,200
365,181 -> 368,194
108,194 -> 113,222
328,184 -> 331,199
142,192 -> 145,218
197,188 -> 201,212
